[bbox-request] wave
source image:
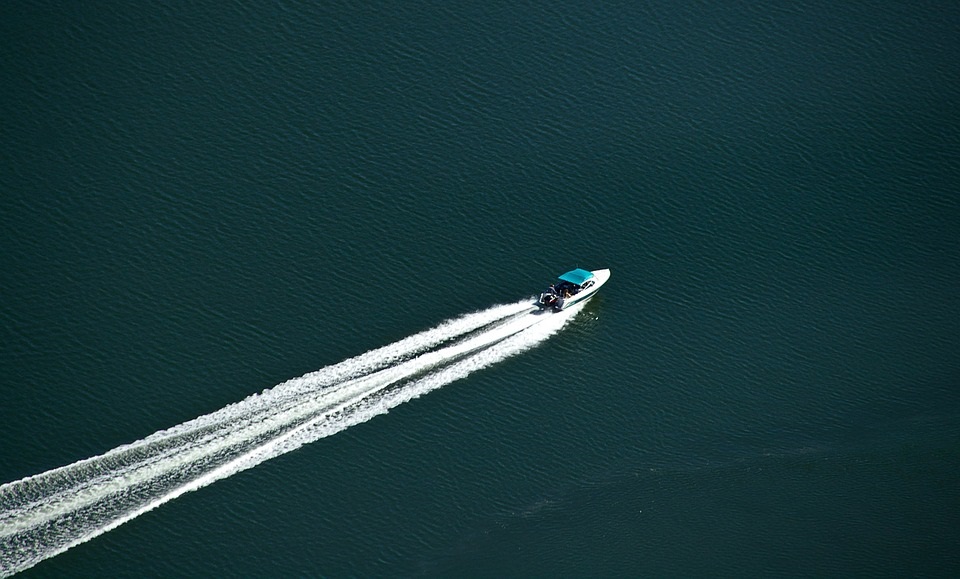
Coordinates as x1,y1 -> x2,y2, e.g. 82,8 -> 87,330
0,299 -> 584,576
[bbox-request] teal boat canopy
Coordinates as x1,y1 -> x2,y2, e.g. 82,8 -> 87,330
558,268 -> 594,286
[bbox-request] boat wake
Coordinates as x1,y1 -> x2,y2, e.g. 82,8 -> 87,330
0,298 -> 584,576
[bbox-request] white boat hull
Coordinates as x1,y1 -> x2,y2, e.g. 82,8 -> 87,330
557,268 -> 610,310
538,268 -> 611,311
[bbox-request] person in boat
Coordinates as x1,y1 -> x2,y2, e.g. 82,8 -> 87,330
555,280 -> 574,298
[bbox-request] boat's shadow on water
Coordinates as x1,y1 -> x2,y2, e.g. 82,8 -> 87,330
530,294 -> 605,318
531,305 -> 553,316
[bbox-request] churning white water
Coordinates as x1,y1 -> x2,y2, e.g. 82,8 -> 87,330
0,299 -> 584,576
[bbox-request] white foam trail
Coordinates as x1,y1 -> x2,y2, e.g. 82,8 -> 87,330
0,299 -> 582,577
16,298 -> 534,478
0,298 -> 533,535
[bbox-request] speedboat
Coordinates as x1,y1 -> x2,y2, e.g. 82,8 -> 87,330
536,268 -> 611,311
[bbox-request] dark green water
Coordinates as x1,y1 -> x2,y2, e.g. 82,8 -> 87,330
2,1 -> 959,576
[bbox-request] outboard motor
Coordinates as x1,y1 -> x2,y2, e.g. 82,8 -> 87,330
538,291 -> 558,308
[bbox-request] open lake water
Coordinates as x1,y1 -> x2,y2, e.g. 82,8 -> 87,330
2,1 -> 958,576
